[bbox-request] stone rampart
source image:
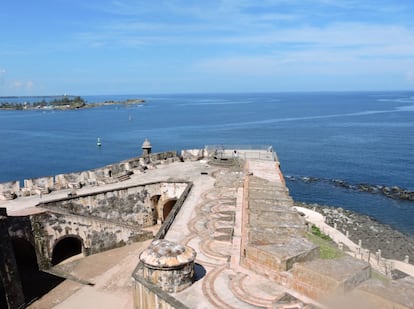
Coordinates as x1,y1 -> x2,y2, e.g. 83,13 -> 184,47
42,181 -> 188,227
181,149 -> 206,161
0,151 -> 181,196
0,181 -> 19,200
31,210 -> 152,269
23,176 -> 54,195
28,180 -> 190,269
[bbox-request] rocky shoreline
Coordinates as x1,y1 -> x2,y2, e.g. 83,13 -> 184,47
295,201 -> 414,265
287,175 -> 414,201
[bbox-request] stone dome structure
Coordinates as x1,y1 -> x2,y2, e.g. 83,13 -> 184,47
139,239 -> 196,292
141,138 -> 152,156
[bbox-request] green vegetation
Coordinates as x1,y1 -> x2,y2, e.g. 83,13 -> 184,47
0,96 -> 86,110
0,96 -> 146,111
371,269 -> 389,282
307,225 -> 344,259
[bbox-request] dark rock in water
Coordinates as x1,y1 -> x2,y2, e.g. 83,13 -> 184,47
302,176 -> 319,183
332,179 -> 348,188
288,175 -> 414,202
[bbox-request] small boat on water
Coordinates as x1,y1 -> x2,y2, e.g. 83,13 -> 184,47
97,137 -> 102,147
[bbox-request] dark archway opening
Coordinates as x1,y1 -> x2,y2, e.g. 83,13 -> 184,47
163,199 -> 177,221
51,237 -> 82,266
12,238 -> 64,305
150,195 -> 161,224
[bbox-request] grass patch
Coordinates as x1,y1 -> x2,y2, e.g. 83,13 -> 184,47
307,225 -> 343,259
371,269 -> 389,283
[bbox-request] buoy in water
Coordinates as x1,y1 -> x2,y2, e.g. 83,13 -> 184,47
97,137 -> 102,147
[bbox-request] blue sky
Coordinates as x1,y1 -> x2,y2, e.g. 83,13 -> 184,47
1,0 -> 414,95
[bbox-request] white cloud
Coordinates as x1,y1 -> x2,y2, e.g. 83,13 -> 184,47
10,80 -> 35,91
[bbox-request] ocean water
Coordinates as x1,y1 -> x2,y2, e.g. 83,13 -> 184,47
1,92 -> 414,235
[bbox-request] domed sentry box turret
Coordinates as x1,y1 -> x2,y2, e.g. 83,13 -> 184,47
139,239 -> 196,293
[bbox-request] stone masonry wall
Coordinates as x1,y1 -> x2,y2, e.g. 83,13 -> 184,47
0,181 -> 19,200
31,211 -> 152,269
42,182 -> 188,227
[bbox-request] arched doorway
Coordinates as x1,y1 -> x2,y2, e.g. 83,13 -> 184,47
150,195 -> 161,224
12,237 -> 64,304
162,199 -> 177,221
51,236 -> 83,266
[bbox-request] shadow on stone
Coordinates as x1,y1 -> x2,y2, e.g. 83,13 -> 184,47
194,263 -> 206,282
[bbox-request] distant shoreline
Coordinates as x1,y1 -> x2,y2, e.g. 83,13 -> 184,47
0,97 -> 145,111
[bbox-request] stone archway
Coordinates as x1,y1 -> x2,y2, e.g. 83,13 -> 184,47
51,236 -> 83,266
162,199 -> 177,221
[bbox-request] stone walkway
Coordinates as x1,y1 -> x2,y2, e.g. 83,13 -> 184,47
168,162 -> 318,308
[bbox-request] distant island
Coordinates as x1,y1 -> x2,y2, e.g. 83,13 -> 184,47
0,96 -> 145,111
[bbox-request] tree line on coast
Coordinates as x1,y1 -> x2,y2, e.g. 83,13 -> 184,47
0,96 -> 86,110
0,96 -> 145,111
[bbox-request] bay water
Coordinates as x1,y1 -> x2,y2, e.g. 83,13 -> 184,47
1,92 -> 413,235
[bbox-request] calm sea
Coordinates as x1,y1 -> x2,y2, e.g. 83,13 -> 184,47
1,92 -> 414,235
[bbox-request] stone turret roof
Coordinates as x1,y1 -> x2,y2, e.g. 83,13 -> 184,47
139,239 -> 196,269
142,138 -> 152,149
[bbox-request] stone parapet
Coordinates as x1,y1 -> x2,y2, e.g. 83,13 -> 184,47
290,255 -> 371,300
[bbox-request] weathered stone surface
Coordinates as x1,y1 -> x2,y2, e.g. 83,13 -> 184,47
181,149 -> 205,161
353,276 -> 414,309
291,255 -> 371,299
140,240 -> 196,293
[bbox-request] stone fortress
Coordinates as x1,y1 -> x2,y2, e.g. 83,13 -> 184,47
1,141 -> 414,308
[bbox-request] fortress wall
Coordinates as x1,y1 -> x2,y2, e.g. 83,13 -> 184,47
42,182 -> 188,227
0,181 -> 20,200
149,151 -> 178,162
0,181 -> 20,193
0,210 -> 25,309
31,211 -> 152,269
54,172 -> 85,190
53,152 -> 179,190
23,176 -> 54,193
7,216 -> 34,245
181,149 -> 205,161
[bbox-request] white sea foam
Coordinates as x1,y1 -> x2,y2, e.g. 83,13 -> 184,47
396,104 -> 414,111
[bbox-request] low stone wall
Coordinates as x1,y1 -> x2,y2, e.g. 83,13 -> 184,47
149,151 -> 178,162
0,181 -> 19,200
23,176 -> 54,194
181,149 -> 205,161
0,151 -> 181,196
